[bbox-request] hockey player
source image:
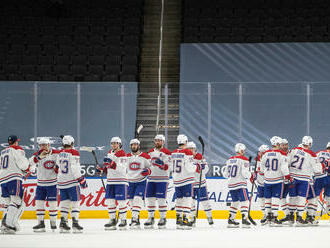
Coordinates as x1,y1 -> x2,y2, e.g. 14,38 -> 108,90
126,139 -> 151,229
0,135 -> 33,234
186,141 -> 213,226
288,136 -> 323,226
254,144 -> 269,225
321,142 -> 330,216
260,136 -> 291,226
278,138 -> 291,224
171,134 -> 196,230
144,134 -> 171,229
56,135 -> 87,233
29,137 -> 59,232
224,143 -> 251,228
97,137 -> 127,230
305,142 -> 329,225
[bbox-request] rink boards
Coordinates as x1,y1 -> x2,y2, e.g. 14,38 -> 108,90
0,178 -> 328,220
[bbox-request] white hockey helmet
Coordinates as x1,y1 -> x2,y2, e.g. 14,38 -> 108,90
154,134 -> 165,141
130,139 -> 140,145
38,137 -> 51,145
177,134 -> 188,145
327,142 -> 330,149
62,135 -> 74,145
280,138 -> 288,145
235,143 -> 246,153
111,136 -> 122,144
270,136 -> 281,146
187,141 -> 196,149
258,144 -> 269,153
302,136 -> 313,147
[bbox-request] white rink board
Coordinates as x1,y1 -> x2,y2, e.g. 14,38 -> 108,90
12,178 -> 259,211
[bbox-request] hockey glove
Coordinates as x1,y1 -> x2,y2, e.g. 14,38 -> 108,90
250,172 -> 257,183
196,163 -> 201,173
285,175 -> 295,187
141,168 -> 151,177
78,176 -> 88,189
104,157 -> 116,169
54,165 -> 59,174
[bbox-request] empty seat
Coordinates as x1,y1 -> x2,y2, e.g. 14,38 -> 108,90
89,65 -> 104,74
59,45 -> 74,55
120,74 -> 136,82
71,65 -> 86,75
26,45 -> 42,54
22,55 -> 38,65
122,55 -> 137,65
55,55 -> 71,65
25,74 -> 39,81
92,45 -> 108,55
39,55 -> 54,65
43,45 -> 58,55
105,55 -> 121,65
36,65 -> 53,74
103,74 -> 119,81
10,44 -> 25,54
72,55 -> 87,65
89,55 -> 104,65
41,74 -> 57,81
89,35 -> 104,45
58,74 -> 75,81
54,65 -> 69,74
122,65 -> 137,75
105,65 -> 120,74
85,74 -> 101,81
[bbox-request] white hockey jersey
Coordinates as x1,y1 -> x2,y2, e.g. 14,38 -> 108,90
224,155 -> 250,190
56,149 -> 83,189
126,152 -> 151,183
255,155 -> 264,187
104,149 -> 127,185
288,147 -> 322,182
148,147 -> 172,182
0,145 -> 30,184
260,149 -> 289,184
29,149 -> 59,186
315,150 -> 330,179
192,153 -> 209,188
171,148 -> 196,187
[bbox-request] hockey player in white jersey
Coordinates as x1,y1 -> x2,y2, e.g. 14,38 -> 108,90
97,137 -> 128,230
144,134 -> 171,229
278,138 -> 291,225
254,144 -> 269,225
29,137 -> 59,232
306,143 -> 329,225
260,136 -> 291,226
0,135 -> 33,234
287,136 -> 323,226
223,143 -> 252,228
56,135 -> 87,233
318,142 -> 330,217
186,141 -> 213,226
126,139 -> 151,229
171,134 -> 196,230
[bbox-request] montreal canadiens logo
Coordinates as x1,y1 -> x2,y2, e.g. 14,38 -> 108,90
43,161 -> 55,169
151,157 -> 158,167
129,162 -> 141,170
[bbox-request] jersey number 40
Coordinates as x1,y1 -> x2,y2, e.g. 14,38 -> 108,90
265,158 -> 278,171
0,155 -> 9,169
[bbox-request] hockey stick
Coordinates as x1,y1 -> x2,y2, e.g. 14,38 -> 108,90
317,192 -> 330,218
247,155 -> 257,226
196,136 -> 205,218
80,146 -> 106,190
135,124 -> 143,139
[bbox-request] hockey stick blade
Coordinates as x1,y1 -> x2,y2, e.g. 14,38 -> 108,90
198,136 -> 205,155
80,146 -> 96,152
137,124 -> 143,135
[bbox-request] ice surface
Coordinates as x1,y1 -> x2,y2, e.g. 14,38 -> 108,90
1,219 -> 329,248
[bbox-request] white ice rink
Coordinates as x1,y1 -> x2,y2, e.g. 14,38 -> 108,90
1,219 -> 329,248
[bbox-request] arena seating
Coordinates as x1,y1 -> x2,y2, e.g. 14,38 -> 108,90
0,0 -> 143,81
182,0 -> 330,43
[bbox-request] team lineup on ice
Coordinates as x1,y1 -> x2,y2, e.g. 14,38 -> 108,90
1,132 -> 330,237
